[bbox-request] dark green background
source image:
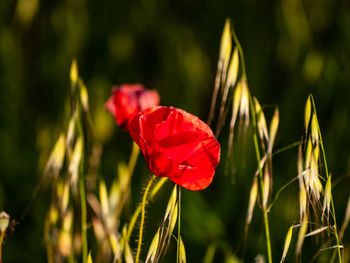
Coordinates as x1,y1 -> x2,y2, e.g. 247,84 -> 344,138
0,0 -> 349,262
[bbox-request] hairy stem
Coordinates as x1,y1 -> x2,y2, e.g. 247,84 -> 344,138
135,175 -> 156,263
126,177 -> 168,241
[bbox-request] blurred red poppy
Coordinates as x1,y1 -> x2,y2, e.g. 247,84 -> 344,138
129,106 -> 220,190
105,84 -> 160,130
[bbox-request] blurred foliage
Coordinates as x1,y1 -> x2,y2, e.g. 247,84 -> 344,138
0,0 -> 349,262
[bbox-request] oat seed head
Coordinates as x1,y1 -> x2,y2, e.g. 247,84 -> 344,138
296,214 -> 308,256
145,229 -> 160,263
304,96 -> 311,133
280,226 -> 293,263
268,107 -> 279,154
247,177 -> 258,224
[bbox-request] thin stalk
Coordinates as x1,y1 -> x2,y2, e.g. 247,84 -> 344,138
310,95 -> 342,263
135,175 -> 156,263
79,176 -> 88,263
177,186 -> 182,263
249,93 -> 272,263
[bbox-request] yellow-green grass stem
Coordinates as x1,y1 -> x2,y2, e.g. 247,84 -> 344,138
135,175 -> 156,263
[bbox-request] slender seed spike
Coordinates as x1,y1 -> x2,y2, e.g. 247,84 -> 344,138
311,113 -> 319,145
145,229 -> 160,263
239,80 -> 250,128
305,138 -> 312,169
207,18 -> 232,126
219,18 -> 232,83
227,80 -> 242,154
322,175 -> 332,219
297,144 -> 304,189
179,236 -> 187,263
254,97 -> 269,142
263,168 -> 270,209
169,203 -> 179,235
66,112 -> 77,158
298,146 -> 303,177
164,186 -> 177,221
310,150 -> 322,200
44,133 -> 66,177
304,96 -> 311,133
124,241 -> 134,263
280,226 -> 293,263
87,251 -> 93,263
79,79 -> 89,112
70,59 -> 78,84
247,177 -> 258,224
268,107 -> 279,154
99,181 -> 109,217
68,136 -> 83,192
299,183 -> 307,221
226,48 -> 239,88
216,48 -> 239,136
109,233 -> 119,256
296,215 -> 308,256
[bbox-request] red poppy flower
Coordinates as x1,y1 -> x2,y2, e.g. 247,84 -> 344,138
128,106 -> 220,190
105,84 -> 160,130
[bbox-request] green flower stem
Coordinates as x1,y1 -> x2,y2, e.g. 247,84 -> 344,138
310,95 -> 342,263
126,177 -> 168,241
135,175 -> 156,263
79,176 -> 88,263
177,186 -> 182,263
